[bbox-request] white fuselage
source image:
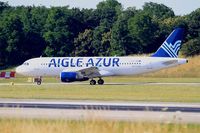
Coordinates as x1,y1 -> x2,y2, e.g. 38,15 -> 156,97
16,56 -> 187,77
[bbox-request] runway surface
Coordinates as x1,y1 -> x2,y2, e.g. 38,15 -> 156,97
0,99 -> 200,112
0,82 -> 200,86
0,99 -> 200,123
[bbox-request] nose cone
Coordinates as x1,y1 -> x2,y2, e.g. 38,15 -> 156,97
16,66 -> 26,75
16,66 -> 22,74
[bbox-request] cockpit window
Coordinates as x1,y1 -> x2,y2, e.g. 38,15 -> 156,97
23,62 -> 29,66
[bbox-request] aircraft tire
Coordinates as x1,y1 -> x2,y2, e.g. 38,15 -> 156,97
34,77 -> 42,85
98,79 -> 104,85
37,81 -> 41,85
90,80 -> 96,85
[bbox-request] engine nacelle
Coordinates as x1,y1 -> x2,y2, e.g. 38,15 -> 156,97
60,72 -> 89,82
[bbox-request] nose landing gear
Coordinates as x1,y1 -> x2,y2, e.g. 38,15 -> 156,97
34,77 -> 42,85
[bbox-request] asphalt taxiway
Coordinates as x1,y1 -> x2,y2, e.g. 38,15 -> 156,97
0,82 -> 200,86
0,99 -> 199,123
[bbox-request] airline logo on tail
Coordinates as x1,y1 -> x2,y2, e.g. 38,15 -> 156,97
152,28 -> 184,58
161,40 -> 182,58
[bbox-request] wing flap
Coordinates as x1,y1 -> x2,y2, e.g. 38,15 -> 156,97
78,67 -> 101,78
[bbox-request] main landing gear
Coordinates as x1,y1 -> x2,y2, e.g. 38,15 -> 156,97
34,77 -> 42,85
90,78 -> 104,85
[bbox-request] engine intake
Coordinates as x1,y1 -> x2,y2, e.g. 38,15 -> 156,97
60,72 -> 89,82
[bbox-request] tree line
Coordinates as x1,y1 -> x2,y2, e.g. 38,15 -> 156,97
0,0 -> 200,67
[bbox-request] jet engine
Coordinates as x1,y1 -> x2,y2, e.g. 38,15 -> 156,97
60,72 -> 89,82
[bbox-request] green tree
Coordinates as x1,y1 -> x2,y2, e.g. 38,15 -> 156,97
74,29 -> 94,56
187,8 -> 200,39
142,2 -> 181,53
101,31 -> 111,56
67,8 -> 86,41
0,1 -> 10,13
92,20 -> 111,56
0,29 -> 7,66
128,12 -> 159,53
143,2 -> 174,20
92,0 -> 123,56
43,7 -> 72,56
96,0 -> 122,27
182,37 -> 200,56
110,7 -> 140,56
181,8 -> 200,56
20,6 -> 47,59
2,15 -> 25,65
82,9 -> 101,29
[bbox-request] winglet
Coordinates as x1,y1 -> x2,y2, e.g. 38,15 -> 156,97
152,28 -> 184,58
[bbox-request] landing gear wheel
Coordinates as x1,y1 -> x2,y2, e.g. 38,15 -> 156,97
98,79 -> 104,85
90,80 -> 96,85
37,80 -> 41,85
34,77 -> 42,85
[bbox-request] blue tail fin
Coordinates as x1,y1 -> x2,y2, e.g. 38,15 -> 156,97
152,28 -> 184,58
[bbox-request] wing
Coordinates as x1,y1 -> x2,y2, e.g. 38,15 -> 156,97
62,67 -> 113,78
78,67 -> 101,78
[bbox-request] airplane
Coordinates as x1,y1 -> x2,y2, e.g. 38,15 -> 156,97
16,28 -> 188,85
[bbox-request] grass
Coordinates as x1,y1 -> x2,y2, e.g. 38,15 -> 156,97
0,84 -> 199,102
0,118 -> 199,133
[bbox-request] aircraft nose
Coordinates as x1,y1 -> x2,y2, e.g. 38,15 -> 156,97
16,65 -> 33,76
16,66 -> 24,74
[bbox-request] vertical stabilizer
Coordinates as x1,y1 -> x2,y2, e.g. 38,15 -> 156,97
152,28 -> 184,58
